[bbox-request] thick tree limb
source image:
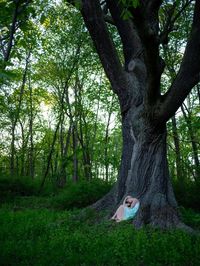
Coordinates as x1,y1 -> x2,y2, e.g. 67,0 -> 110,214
159,0 -> 200,122
4,0 -> 20,62
80,0 -> 126,93
136,1 -> 164,105
2,0 -> 32,64
80,0 -> 134,113
106,0 -> 142,68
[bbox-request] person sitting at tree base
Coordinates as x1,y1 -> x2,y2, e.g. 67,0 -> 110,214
111,196 -> 140,222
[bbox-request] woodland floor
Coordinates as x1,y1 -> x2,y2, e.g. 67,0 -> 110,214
0,192 -> 200,266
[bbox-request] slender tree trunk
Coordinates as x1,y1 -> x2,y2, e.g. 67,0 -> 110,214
10,125 -> 15,176
39,118 -> 61,192
19,121 -> 25,176
3,0 -> 19,63
19,120 -> 28,177
9,51 -> 30,176
58,123 -> 72,187
60,114 -> 65,160
28,76 -> 34,179
54,150 -> 59,176
58,113 -> 65,186
171,116 -> 183,185
90,80 -> 101,165
181,105 -> 200,181
16,154 -> 19,176
78,112 -> 92,181
104,96 -> 114,182
196,84 -> 200,105
72,123 -> 78,182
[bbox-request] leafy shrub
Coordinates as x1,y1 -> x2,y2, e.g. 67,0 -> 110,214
180,207 -> 200,230
52,179 -> 112,210
0,175 -> 57,204
0,175 -> 112,210
174,180 -> 200,211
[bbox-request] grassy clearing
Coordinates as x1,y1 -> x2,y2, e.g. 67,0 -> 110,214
0,197 -> 200,266
0,176 -> 200,266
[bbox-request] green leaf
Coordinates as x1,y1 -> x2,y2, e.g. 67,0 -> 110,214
121,9 -> 133,20
74,0 -> 82,10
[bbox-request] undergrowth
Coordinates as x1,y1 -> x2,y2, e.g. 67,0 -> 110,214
0,175 -> 200,266
0,205 -> 200,266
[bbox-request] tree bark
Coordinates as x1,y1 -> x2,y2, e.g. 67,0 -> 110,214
10,124 -> 15,176
104,96 -> 114,182
78,114 -> 92,181
171,115 -> 183,185
3,0 -> 20,63
39,117 -> 61,192
197,84 -> 200,105
58,123 -> 72,187
72,123 -> 78,182
28,76 -> 34,179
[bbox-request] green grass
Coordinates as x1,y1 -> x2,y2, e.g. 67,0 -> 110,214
0,176 -> 200,266
0,198 -> 200,266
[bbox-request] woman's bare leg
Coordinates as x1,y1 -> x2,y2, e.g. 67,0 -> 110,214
111,205 -> 124,222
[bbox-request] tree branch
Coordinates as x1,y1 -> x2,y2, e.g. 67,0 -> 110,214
105,0 -> 142,69
159,0 -> 193,45
4,0 -> 20,62
132,0 -> 164,105
0,39 -> 6,58
80,0 -> 126,93
158,0 -> 200,123
79,0 -> 135,114
2,0 -> 32,64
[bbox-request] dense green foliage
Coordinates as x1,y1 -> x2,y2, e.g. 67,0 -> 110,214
0,175 -> 112,210
173,181 -> 200,212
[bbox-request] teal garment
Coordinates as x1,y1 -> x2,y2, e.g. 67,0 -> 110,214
124,202 -> 140,220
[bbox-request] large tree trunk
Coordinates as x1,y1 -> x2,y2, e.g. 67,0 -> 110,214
121,115 -> 178,228
93,103 -> 183,229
